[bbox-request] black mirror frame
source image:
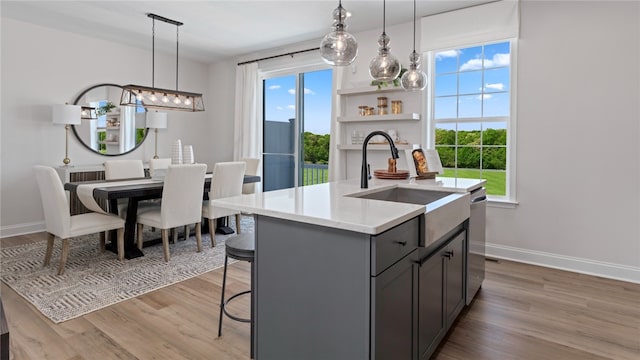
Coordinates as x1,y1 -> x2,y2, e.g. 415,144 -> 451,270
72,83 -> 149,157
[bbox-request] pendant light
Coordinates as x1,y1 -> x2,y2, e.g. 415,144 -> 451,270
121,13 -> 204,112
320,0 -> 358,66
401,0 -> 427,91
369,0 -> 401,82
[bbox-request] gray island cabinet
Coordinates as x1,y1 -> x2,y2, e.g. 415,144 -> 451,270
210,179 -> 485,360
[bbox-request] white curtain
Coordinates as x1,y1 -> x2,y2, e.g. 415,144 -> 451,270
328,66 -> 346,181
420,0 -> 520,51
233,62 -> 261,161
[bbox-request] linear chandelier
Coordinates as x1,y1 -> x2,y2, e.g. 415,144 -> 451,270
121,13 -> 204,112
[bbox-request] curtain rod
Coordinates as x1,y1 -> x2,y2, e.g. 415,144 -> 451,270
237,47 -> 320,66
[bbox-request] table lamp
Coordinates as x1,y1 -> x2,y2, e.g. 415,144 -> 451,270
146,111 -> 168,159
52,104 -> 81,166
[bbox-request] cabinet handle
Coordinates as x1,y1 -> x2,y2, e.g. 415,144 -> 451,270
442,251 -> 452,259
393,240 -> 407,246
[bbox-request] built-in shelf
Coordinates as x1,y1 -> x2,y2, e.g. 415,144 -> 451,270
337,86 -> 407,95
338,144 -> 413,151
337,113 -> 420,122
106,127 -> 120,130
98,141 -> 119,145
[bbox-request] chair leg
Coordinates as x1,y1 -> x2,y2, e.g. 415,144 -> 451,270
162,229 -> 170,262
44,233 -> 55,266
99,232 -> 106,253
116,228 -> 125,261
137,223 -> 144,250
235,214 -> 242,234
209,218 -> 217,247
184,225 -> 189,241
57,238 -> 70,275
218,255 -> 229,337
195,223 -> 202,252
172,228 -> 179,244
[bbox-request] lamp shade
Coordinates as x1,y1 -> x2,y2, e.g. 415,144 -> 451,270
52,104 -> 81,125
146,111 -> 168,129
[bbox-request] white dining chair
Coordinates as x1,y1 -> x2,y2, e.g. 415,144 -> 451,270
241,158 -> 260,195
148,158 -> 171,178
202,161 -> 246,247
136,164 -> 207,262
104,159 -> 145,180
33,165 -> 125,275
104,159 -> 150,218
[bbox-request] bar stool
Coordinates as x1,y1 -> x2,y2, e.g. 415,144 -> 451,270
218,233 -> 255,358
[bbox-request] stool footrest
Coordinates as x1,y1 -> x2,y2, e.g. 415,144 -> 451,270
221,290 -> 251,323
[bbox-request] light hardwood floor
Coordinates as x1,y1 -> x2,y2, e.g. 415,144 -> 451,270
1,233 -> 638,359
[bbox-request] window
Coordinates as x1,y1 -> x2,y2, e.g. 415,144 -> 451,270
262,68 -> 332,191
431,40 -> 514,200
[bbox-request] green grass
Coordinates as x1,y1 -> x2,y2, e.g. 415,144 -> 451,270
441,168 -> 505,196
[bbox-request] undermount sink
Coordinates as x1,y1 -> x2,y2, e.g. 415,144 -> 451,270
350,187 -> 453,205
349,186 -> 470,248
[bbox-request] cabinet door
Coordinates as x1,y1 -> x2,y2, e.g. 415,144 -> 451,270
445,231 -> 466,327
372,252 -> 417,360
417,251 -> 445,360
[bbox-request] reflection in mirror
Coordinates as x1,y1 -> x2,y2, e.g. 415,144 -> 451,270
72,83 -> 148,156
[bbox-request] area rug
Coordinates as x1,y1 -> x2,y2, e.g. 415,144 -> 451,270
0,216 -> 253,324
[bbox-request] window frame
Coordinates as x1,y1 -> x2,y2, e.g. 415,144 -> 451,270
426,39 -> 518,205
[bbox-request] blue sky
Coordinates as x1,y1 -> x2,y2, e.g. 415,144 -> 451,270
264,69 -> 333,135
434,41 -> 510,131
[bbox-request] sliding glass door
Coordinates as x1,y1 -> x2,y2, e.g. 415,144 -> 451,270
262,68 -> 332,191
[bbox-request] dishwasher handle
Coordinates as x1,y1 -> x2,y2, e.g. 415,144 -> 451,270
471,195 -> 487,204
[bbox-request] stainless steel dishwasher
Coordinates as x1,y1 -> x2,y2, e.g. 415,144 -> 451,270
466,187 -> 486,305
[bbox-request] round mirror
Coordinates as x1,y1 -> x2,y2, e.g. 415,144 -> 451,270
72,83 -> 149,156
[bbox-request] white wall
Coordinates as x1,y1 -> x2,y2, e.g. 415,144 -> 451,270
0,18 -> 213,236
2,1 -> 638,282
486,1 -> 639,281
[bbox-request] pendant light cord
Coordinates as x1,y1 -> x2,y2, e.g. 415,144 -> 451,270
382,0 -> 386,35
412,0 -> 416,52
151,17 -> 155,88
338,0 -> 343,27
176,25 -> 179,91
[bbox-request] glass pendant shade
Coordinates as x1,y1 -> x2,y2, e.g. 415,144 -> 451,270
401,51 -> 427,91
369,32 -> 401,81
320,1 -> 358,66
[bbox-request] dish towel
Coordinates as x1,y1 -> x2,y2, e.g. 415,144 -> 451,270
172,139 -> 183,164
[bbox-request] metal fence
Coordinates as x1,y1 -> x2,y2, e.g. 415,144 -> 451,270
302,163 -> 329,186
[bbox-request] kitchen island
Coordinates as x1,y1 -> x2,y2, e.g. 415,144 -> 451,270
212,177 -> 485,360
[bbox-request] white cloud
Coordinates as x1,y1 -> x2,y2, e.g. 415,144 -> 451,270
304,88 -> 315,95
268,85 -> 281,90
288,88 -> 295,95
435,50 -> 459,60
287,105 -> 295,110
460,53 -> 510,71
485,83 -> 504,91
477,94 -> 493,100
276,106 -> 283,110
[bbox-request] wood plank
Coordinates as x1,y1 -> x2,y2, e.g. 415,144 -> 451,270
1,234 -> 638,359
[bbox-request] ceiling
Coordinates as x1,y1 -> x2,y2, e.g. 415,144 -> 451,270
1,1 -> 495,64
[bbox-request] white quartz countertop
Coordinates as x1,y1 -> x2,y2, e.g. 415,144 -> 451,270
212,177 -> 485,235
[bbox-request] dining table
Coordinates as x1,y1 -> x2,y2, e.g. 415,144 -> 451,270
64,174 -> 260,259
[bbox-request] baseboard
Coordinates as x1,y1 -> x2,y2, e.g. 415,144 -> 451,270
0,221 -> 45,239
486,242 -> 640,284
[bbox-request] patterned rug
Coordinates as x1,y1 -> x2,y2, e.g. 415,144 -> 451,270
0,216 -> 253,324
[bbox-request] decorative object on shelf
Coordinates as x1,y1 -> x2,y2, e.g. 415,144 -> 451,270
401,0 -> 427,91
147,111 -> 168,159
358,106 -> 368,116
369,0 -> 401,82
320,0 -> 358,66
52,103 -> 81,166
121,13 -> 204,112
80,106 -> 97,119
391,100 -> 402,114
171,139 -> 183,164
96,102 -> 117,117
